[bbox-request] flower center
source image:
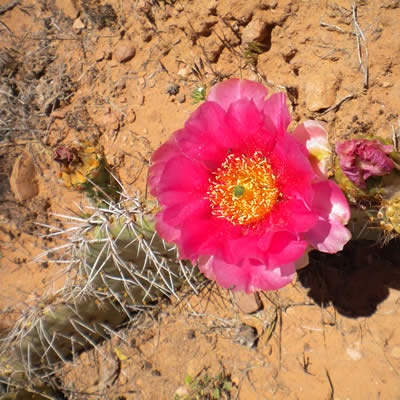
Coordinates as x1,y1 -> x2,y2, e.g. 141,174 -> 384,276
206,151 -> 281,225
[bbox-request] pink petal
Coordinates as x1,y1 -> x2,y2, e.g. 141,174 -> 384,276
156,155 -> 210,195
292,120 -> 332,180
269,133 -> 314,204
294,249 -> 310,270
179,217 -> 241,262
263,92 -> 291,133
261,231 -> 308,266
199,255 -> 295,292
264,198 -> 317,233
250,262 -> 296,292
148,138 -> 182,196
303,180 -> 351,253
220,235 -> 264,265
225,99 -> 277,155
304,219 -> 351,253
311,180 -> 351,224
292,120 -> 328,148
155,211 -> 182,243
208,78 -> 268,112
161,196 -> 209,227
176,101 -> 231,169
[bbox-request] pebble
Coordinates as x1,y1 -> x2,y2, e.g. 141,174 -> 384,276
232,291 -> 263,314
175,386 -> 189,397
303,73 -> 337,112
390,346 -> 400,359
346,346 -> 363,361
242,17 -> 270,45
281,46 -> 298,63
233,324 -> 258,348
114,41 -> 136,63
177,68 -> 189,78
10,152 -> 39,202
50,110 -> 66,120
55,0 -> 79,19
166,83 -> 180,95
94,49 -> 106,62
72,18 -> 85,34
177,94 -> 186,104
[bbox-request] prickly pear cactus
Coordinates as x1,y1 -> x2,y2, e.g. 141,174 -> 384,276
0,196 -> 198,399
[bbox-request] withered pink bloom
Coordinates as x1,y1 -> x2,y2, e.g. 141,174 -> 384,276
336,139 -> 394,188
149,79 -> 351,293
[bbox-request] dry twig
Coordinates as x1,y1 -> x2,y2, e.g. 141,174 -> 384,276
319,94 -> 355,115
320,21 -> 346,34
352,2 -> 369,89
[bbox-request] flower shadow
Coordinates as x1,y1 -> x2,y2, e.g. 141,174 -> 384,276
297,240 -> 400,318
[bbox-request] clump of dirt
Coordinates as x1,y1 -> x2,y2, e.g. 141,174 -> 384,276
1,0 -> 400,399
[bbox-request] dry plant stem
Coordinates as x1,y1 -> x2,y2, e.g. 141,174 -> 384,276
352,1 -> 369,89
319,93 -> 355,115
319,21 -> 346,34
392,122 -> 400,152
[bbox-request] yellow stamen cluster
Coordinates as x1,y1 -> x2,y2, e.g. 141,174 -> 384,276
206,151 -> 281,225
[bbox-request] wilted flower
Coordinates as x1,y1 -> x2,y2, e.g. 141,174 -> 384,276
54,146 -> 77,165
149,79 -> 351,292
336,139 -> 394,188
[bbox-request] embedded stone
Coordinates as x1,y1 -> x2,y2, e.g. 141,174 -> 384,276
10,152 -> 39,202
233,291 -> 263,314
114,41 -> 136,63
302,73 -> 338,112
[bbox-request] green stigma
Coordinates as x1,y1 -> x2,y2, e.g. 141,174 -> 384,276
233,185 -> 245,197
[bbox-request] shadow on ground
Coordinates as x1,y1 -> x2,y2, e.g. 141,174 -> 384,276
298,240 -> 400,318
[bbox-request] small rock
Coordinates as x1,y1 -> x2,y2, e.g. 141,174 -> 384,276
94,49 -> 106,62
233,324 -> 258,348
186,329 -> 196,339
166,83 -> 180,96
390,346 -> 400,359
136,0 -> 152,14
177,94 -> 186,104
50,110 -> 66,120
233,291 -> 263,314
141,29 -> 153,42
204,34 -> 224,63
175,386 -> 189,397
281,46 -> 298,63
72,18 -> 85,34
346,346 -> 363,361
114,41 -> 136,63
242,17 -> 271,45
55,0 -> 79,19
303,73 -> 338,112
261,0 -> 278,9
10,152 -> 39,202
177,67 -> 189,78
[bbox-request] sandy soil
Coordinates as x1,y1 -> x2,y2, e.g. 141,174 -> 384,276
1,0 -> 400,398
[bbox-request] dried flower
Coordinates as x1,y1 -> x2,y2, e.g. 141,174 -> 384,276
149,79 -> 351,292
336,139 -> 394,188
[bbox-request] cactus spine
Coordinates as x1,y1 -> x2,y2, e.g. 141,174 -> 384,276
0,196 -> 197,399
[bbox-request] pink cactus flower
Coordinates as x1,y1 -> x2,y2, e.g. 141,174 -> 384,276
149,79 -> 351,293
336,139 -> 394,188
